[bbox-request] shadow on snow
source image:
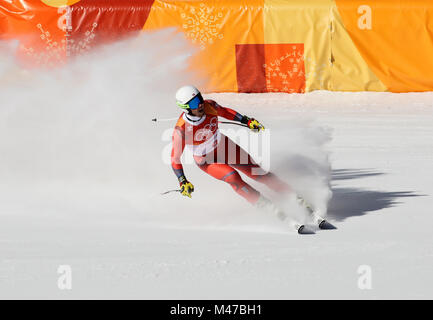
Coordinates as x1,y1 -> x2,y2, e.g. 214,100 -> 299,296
328,168 -> 425,222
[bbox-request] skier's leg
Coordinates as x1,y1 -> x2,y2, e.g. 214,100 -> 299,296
196,162 -> 260,204
234,164 -> 292,193
224,138 -> 292,193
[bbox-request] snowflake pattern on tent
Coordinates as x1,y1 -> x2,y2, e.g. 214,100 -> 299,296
20,22 -> 98,66
263,45 -> 305,93
304,57 -> 328,88
181,3 -> 224,50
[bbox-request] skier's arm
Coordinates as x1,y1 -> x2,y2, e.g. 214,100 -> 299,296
171,127 -> 194,197
213,101 -> 265,131
213,101 -> 244,122
171,127 -> 186,180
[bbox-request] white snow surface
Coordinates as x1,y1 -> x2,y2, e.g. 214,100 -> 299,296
1,33 -> 433,299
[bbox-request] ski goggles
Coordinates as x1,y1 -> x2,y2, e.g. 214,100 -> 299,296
177,93 -> 204,110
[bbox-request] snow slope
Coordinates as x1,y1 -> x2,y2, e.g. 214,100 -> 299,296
1,34 -> 433,299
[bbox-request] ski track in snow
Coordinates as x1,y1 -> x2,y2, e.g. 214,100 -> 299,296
1,35 -> 433,299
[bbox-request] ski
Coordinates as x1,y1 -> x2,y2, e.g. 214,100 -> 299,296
294,223 -> 315,235
297,196 -> 337,230
312,214 -> 337,230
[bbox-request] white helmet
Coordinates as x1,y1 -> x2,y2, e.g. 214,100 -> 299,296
175,85 -> 203,110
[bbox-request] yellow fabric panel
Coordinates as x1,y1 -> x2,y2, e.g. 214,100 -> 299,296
335,0 -> 433,92
143,0 -> 265,93
330,1 -> 387,91
263,0 -> 333,92
263,0 -> 386,92
40,0 -> 82,7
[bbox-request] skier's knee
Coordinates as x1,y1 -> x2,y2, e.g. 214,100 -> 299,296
258,172 -> 291,193
221,170 -> 242,190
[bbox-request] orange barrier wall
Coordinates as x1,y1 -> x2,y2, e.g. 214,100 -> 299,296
1,0 -> 433,93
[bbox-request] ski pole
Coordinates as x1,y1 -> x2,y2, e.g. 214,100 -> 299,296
152,117 -> 249,128
161,189 -> 181,195
152,117 -> 178,122
218,121 -> 249,128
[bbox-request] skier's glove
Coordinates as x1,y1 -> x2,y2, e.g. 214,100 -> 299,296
179,175 -> 194,198
241,115 -> 265,132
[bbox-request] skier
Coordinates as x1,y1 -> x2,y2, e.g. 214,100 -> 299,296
170,85 -> 335,233
171,85 -> 292,215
